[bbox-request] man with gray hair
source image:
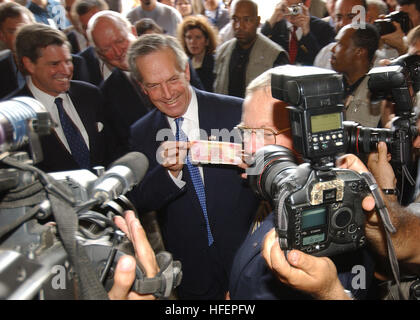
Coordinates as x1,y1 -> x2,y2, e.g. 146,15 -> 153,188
85,10 -> 152,159
127,33 -> 259,299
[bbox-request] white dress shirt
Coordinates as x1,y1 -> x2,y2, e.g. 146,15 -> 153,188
286,20 -> 303,41
27,77 -> 90,153
166,86 -> 204,187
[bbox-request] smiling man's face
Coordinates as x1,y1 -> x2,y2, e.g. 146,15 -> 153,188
23,44 -> 73,96
137,47 -> 191,118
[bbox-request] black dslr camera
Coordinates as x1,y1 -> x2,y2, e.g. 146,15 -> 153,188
248,66 -> 368,257
374,11 -> 411,36
345,55 -> 420,205
0,97 -> 182,299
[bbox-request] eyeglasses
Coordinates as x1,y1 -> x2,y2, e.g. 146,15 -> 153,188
234,123 -> 290,145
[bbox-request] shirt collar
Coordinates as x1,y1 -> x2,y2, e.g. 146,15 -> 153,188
343,75 -> 366,98
286,20 -> 303,40
27,76 -> 67,103
167,86 -> 199,137
167,86 -> 198,123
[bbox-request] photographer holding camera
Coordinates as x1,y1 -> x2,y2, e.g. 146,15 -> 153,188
109,210 -> 159,300
262,141 -> 420,300
227,66 -> 375,300
260,0 -> 335,65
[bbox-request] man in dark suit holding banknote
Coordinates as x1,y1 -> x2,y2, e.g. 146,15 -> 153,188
127,33 -> 259,300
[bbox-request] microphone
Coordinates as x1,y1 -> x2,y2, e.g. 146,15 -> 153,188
92,152 -> 149,203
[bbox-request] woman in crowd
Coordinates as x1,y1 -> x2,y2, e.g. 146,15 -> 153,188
178,15 -> 218,92
175,0 -> 193,18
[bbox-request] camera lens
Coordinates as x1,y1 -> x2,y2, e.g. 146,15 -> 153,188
343,121 -> 394,154
247,145 -> 297,201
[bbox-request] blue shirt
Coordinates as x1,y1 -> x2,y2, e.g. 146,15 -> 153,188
27,0 -> 70,30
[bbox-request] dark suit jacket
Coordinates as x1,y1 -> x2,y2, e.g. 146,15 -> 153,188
229,212 -> 376,300
0,50 -> 22,100
7,81 -> 109,172
129,88 -> 259,299
261,16 -> 335,66
0,49 -> 90,100
78,46 -> 103,86
66,30 -> 81,54
194,53 -> 215,92
100,68 -> 153,161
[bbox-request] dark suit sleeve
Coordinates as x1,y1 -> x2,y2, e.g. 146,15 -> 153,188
71,54 -> 91,83
297,17 -> 336,65
273,50 -> 290,67
260,21 -> 288,50
189,60 -> 205,90
128,162 -> 187,213
128,117 -> 187,213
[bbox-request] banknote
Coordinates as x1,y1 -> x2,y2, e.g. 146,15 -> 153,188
190,140 -> 242,165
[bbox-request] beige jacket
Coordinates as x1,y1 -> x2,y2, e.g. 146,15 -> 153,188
345,76 -> 382,127
213,33 -> 286,95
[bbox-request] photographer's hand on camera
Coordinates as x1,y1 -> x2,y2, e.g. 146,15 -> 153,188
262,229 -> 351,300
108,210 -> 159,300
290,4 -> 311,36
268,1 -> 287,28
367,142 -> 397,196
159,141 -> 190,178
381,21 -> 408,56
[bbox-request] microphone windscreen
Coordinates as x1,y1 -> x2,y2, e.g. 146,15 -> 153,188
110,152 -> 149,184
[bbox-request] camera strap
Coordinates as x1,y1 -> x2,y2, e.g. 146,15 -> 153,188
274,179 -> 302,251
1,155 -> 109,300
361,171 -> 407,300
132,251 -> 182,299
47,190 -> 110,300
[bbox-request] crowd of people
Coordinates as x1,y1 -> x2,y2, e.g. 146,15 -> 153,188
1,0 -> 420,300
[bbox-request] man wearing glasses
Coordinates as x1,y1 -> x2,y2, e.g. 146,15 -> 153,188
227,66 -> 375,300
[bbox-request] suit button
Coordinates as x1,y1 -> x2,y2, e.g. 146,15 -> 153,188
253,242 -> 258,248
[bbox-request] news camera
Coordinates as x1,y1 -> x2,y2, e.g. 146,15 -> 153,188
345,54 -> 420,204
374,11 -> 411,36
248,66 -> 369,257
0,97 -> 182,299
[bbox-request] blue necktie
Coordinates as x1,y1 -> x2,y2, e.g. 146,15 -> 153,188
55,97 -> 91,169
175,117 -> 214,246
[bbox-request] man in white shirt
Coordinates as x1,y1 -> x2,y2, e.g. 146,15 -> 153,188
10,23 -> 110,172
128,33 -> 259,299
87,10 -> 153,159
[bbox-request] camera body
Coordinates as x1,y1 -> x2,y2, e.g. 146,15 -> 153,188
280,164 -> 367,256
286,3 -> 303,16
249,66 -> 368,257
374,11 -> 411,36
